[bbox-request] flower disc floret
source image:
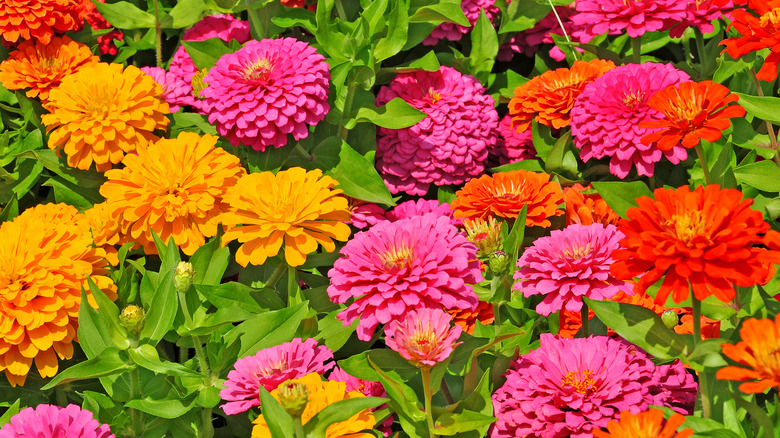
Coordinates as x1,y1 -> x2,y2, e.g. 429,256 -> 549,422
0,404 -> 115,438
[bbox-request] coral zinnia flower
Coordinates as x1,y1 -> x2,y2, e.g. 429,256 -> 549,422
572,0 -> 687,42
563,184 -> 620,226
0,36 -> 97,102
219,167 -> 352,267
450,170 -> 564,226
100,132 -> 245,256
509,59 -> 615,132
0,404 -> 115,437
721,0 -> 780,81
640,81 -> 746,150
385,308 -> 463,368
0,203 -> 115,386
593,408 -> 693,438
42,62 -> 170,172
717,313 -> 780,393
251,373 -> 376,438
0,0 -> 81,45
611,185 -> 780,305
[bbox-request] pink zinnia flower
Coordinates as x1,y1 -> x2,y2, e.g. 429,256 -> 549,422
203,38 -> 330,151
220,338 -> 334,415
498,6 -> 584,62
514,223 -> 631,315
386,199 -> 459,225
489,115 -> 535,166
385,308 -> 463,368
491,334 -> 697,438
376,66 -> 498,196
328,213 -> 482,341
348,199 -> 387,229
424,0 -> 500,45
140,66 -> 191,113
668,0 -> 735,38
0,404 -> 114,438
650,360 -> 698,414
572,0 -> 686,42
570,63 -> 690,178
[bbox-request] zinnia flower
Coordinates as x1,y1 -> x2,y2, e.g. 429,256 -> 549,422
508,59 -> 615,132
220,338 -> 334,415
0,404 -> 114,438
450,169 -> 565,226
640,81 -> 746,150
447,301 -> 495,334
0,0 -> 81,45
721,0 -> 780,81
423,0 -> 500,45
251,373 -> 376,438
375,66 -> 498,195
514,223 -> 632,315
219,167 -> 352,267
42,62 -> 170,172
489,115 -> 536,167
348,199 -> 387,229
140,66 -> 194,113
571,63 -> 690,178
462,216 -> 503,257
498,6 -> 583,62
386,199 -> 459,226
385,308 -> 463,368
668,0 -> 734,38
0,203 -> 116,386
610,185 -> 780,305
328,213 -> 482,341
593,408 -> 693,438
100,132 -> 246,256
563,184 -> 620,226
572,0 -> 687,42
203,38 -> 330,151
717,313 -> 780,393
0,36 -> 97,102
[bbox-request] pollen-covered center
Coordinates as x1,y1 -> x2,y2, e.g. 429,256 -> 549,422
410,324 -> 437,353
83,89 -> 115,117
38,56 -> 62,73
243,57 -> 275,81
259,359 -> 289,377
621,90 -> 646,110
759,8 -> 780,29
380,243 -> 414,270
427,87 -> 441,103
666,210 -> 708,244
489,179 -> 527,202
561,369 -> 599,395
561,242 -> 592,260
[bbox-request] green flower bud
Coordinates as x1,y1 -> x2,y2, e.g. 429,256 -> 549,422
487,250 -> 509,275
174,261 -> 195,293
661,309 -> 679,330
120,305 -> 145,334
277,379 -> 310,418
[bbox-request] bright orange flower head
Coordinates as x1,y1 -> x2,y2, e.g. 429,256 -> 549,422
611,185 -> 780,305
508,59 -> 615,132
640,81 -> 746,150
84,202 -> 122,266
717,313 -> 780,393
593,408 -> 693,438
42,62 -> 170,172
0,203 -> 116,386
721,0 -> 780,81
0,36 -> 97,103
451,170 -> 564,227
219,167 -> 352,267
447,301 -> 495,335
563,184 -> 620,226
100,132 -> 246,256
0,0 -> 81,45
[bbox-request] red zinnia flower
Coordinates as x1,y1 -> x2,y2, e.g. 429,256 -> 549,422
0,0 -> 81,45
721,0 -> 780,81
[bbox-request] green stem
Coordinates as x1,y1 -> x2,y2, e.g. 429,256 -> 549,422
334,0 -> 348,21
493,302 -> 501,337
694,28 -> 709,76
129,368 -> 143,436
244,0 -> 265,39
632,37 -> 641,64
287,265 -> 302,306
294,143 -> 313,161
152,0 -> 162,68
421,367 -> 437,438
266,261 -> 288,289
694,143 -> 712,185
199,408 -> 214,438
178,290 -> 212,382
580,303 -> 589,337
293,417 -> 306,438
748,67 -> 780,167
547,0 -> 578,60
691,296 -> 711,418
339,81 -> 357,141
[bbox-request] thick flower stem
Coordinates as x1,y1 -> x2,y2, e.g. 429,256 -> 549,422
152,0 -> 162,68
293,417 -> 306,438
748,67 -> 780,167
244,0 -> 265,39
178,290 -> 213,383
421,367 -> 437,438
580,303 -> 589,337
694,29 -> 711,76
691,296 -> 712,418
694,143 -> 712,185
632,37 -> 641,64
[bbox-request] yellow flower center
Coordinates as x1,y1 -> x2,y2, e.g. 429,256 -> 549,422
191,68 -> 209,99
490,179 -> 526,202
561,243 -> 592,260
622,91 -> 646,109
427,88 -> 441,103
666,211 -> 707,244
38,56 -> 62,72
760,8 -> 780,29
244,58 -> 275,81
260,359 -> 289,376
410,326 -> 437,353
84,90 -> 115,117
380,243 -> 413,270
561,369 -> 599,394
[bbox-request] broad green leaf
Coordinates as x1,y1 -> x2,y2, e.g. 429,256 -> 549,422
434,410 -> 496,435
505,205 -> 527,277
168,0 -> 207,28
315,311 -> 358,351
491,159 -> 544,173
42,348 -> 134,389
368,357 -> 428,438
257,385 -> 296,438
90,0 -> 156,29
355,97 -> 426,128
125,397 -> 196,419
734,160 -> 780,192
179,306 -> 257,336
0,399 -> 20,426
127,344 -> 201,378
409,3 -> 469,27
733,92 -> 780,125
190,237 -> 230,286
326,140 -> 395,206
195,282 -> 277,312
304,397 -> 387,438
339,349 -> 419,382
686,339 -> 729,372
531,121 -> 555,161
230,302 -> 309,357
272,7 -> 317,33
139,268 -> 178,346
591,181 -> 654,218
183,39 -> 234,71
78,287 -> 112,358
374,0 -> 409,62
85,277 -> 129,350
468,10 -> 498,81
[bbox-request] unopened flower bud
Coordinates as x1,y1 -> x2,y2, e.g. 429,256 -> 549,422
463,217 -> 503,257
120,305 -> 145,334
277,379 -> 310,418
487,250 -> 509,275
661,310 -> 679,330
174,261 -> 195,293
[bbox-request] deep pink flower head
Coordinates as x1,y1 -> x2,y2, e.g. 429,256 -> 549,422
490,115 -> 535,166
376,66 -> 498,196
668,0 -> 735,38
328,213 -> 482,341
570,63 -> 690,178
386,199 -> 459,226
140,66 -> 191,113
348,199 -> 388,229
514,223 -> 632,316
203,38 -> 330,151
572,0 -> 687,42
651,360 -> 698,414
220,338 -> 334,415
498,6 -> 584,62
424,0 -> 500,45
0,404 -> 114,438
491,334 -> 697,438
385,308 -> 463,368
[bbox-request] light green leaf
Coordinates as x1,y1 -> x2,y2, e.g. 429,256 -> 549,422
591,181 -> 654,218
42,348 -> 134,389
326,140 -> 394,206
733,92 -> 780,125
90,0 -> 156,29
355,97 -> 426,129
734,160 -> 780,192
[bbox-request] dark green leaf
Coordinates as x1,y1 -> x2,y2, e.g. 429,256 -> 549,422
368,357 -> 428,438
491,159 -> 544,173
190,237 -> 230,286
0,399 -> 20,426
242,142 -> 294,173
591,181 -> 654,218
90,0 -> 156,29
125,397 -> 196,419
42,348 -> 134,389
339,349 -> 419,382
183,39 -> 234,71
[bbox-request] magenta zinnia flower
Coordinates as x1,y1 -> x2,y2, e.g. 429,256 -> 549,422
376,66 -> 498,195
0,404 -> 114,438
423,0 -> 500,45
385,308 -> 463,368
570,63 -> 690,178
572,0 -> 687,42
328,213 -> 482,341
490,115 -> 535,166
220,338 -> 334,415
498,6 -> 584,62
203,38 -> 330,151
140,66 -> 191,113
386,199 -> 459,226
667,0 -> 735,38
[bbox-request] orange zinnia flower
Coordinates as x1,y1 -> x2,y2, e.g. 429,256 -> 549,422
219,167 -> 352,267
721,0 -> 780,81
0,0 -> 81,45
450,170 -> 564,227
42,62 -> 170,172
640,81 -> 746,150
611,185 -> 779,305
593,408 -> 693,438
563,184 -> 620,226
0,36 -> 97,102
508,59 -> 615,132
0,203 -> 115,386
448,301 -> 495,334
717,313 -> 780,393
84,202 -> 122,266
100,132 -> 246,256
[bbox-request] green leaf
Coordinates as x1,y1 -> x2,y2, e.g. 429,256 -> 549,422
468,10 -> 498,82
90,0 -> 156,29
168,0 -> 207,28
127,344 -> 201,378
85,277 -> 130,350
355,97 -> 426,129
733,92 -> 780,125
531,121 -> 555,161
368,357 -> 428,438
257,385 -> 296,438
190,237 -> 229,286
434,410 -> 496,435
505,205 -> 527,276
195,282 -> 277,312
241,142 -> 294,173
78,287 -> 112,358
374,0 -> 409,62
326,140 -> 394,206
339,349 -> 420,382
0,399 -> 20,426
304,397 -> 387,438
125,397 -> 196,419
272,7 -> 317,33
410,3 -> 469,27
42,348 -> 134,389
687,339 -> 729,372
229,302 -> 309,357
591,181 -> 654,218
491,159 -> 544,173
315,310 -> 357,351
734,160 -> 780,192
180,306 -> 257,336
0,193 -> 18,222
139,268 -> 178,346
182,39 -> 234,71
543,130 -> 576,176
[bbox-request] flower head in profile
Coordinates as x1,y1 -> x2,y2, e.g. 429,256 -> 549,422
0,36 -> 97,102
572,0 -> 686,42
721,0 -> 780,81
0,0 -> 81,45
668,0 -> 734,38
717,313 -> 780,393
611,185 -> 780,304
593,408 -> 693,438
423,0 -> 500,45
385,308 -> 463,368
219,167 -> 352,267
220,338 -> 334,415
0,404 -> 114,438
447,301 -> 495,334
463,216 -> 503,257
328,213 -> 482,341
563,184 -> 620,226
489,115 -> 536,167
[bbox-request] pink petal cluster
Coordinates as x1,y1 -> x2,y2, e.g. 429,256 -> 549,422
328,213 -> 482,341
423,0 -> 500,45
0,404 -> 114,438
386,199 -> 459,225
376,66 -> 498,195
668,0 -> 735,38
514,223 -> 631,315
570,63 -> 690,178
385,308 -> 463,368
203,38 -> 330,151
348,199 -> 388,229
498,6 -> 584,62
572,0 -> 687,42
220,338 -> 334,415
491,334 -> 698,438
140,66 -> 191,113
489,115 -> 535,166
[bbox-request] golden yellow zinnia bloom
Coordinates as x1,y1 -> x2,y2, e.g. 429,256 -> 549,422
0,203 -> 116,387
252,373 -> 376,438
219,167 -> 352,267
42,62 -> 170,172
100,132 -> 246,256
